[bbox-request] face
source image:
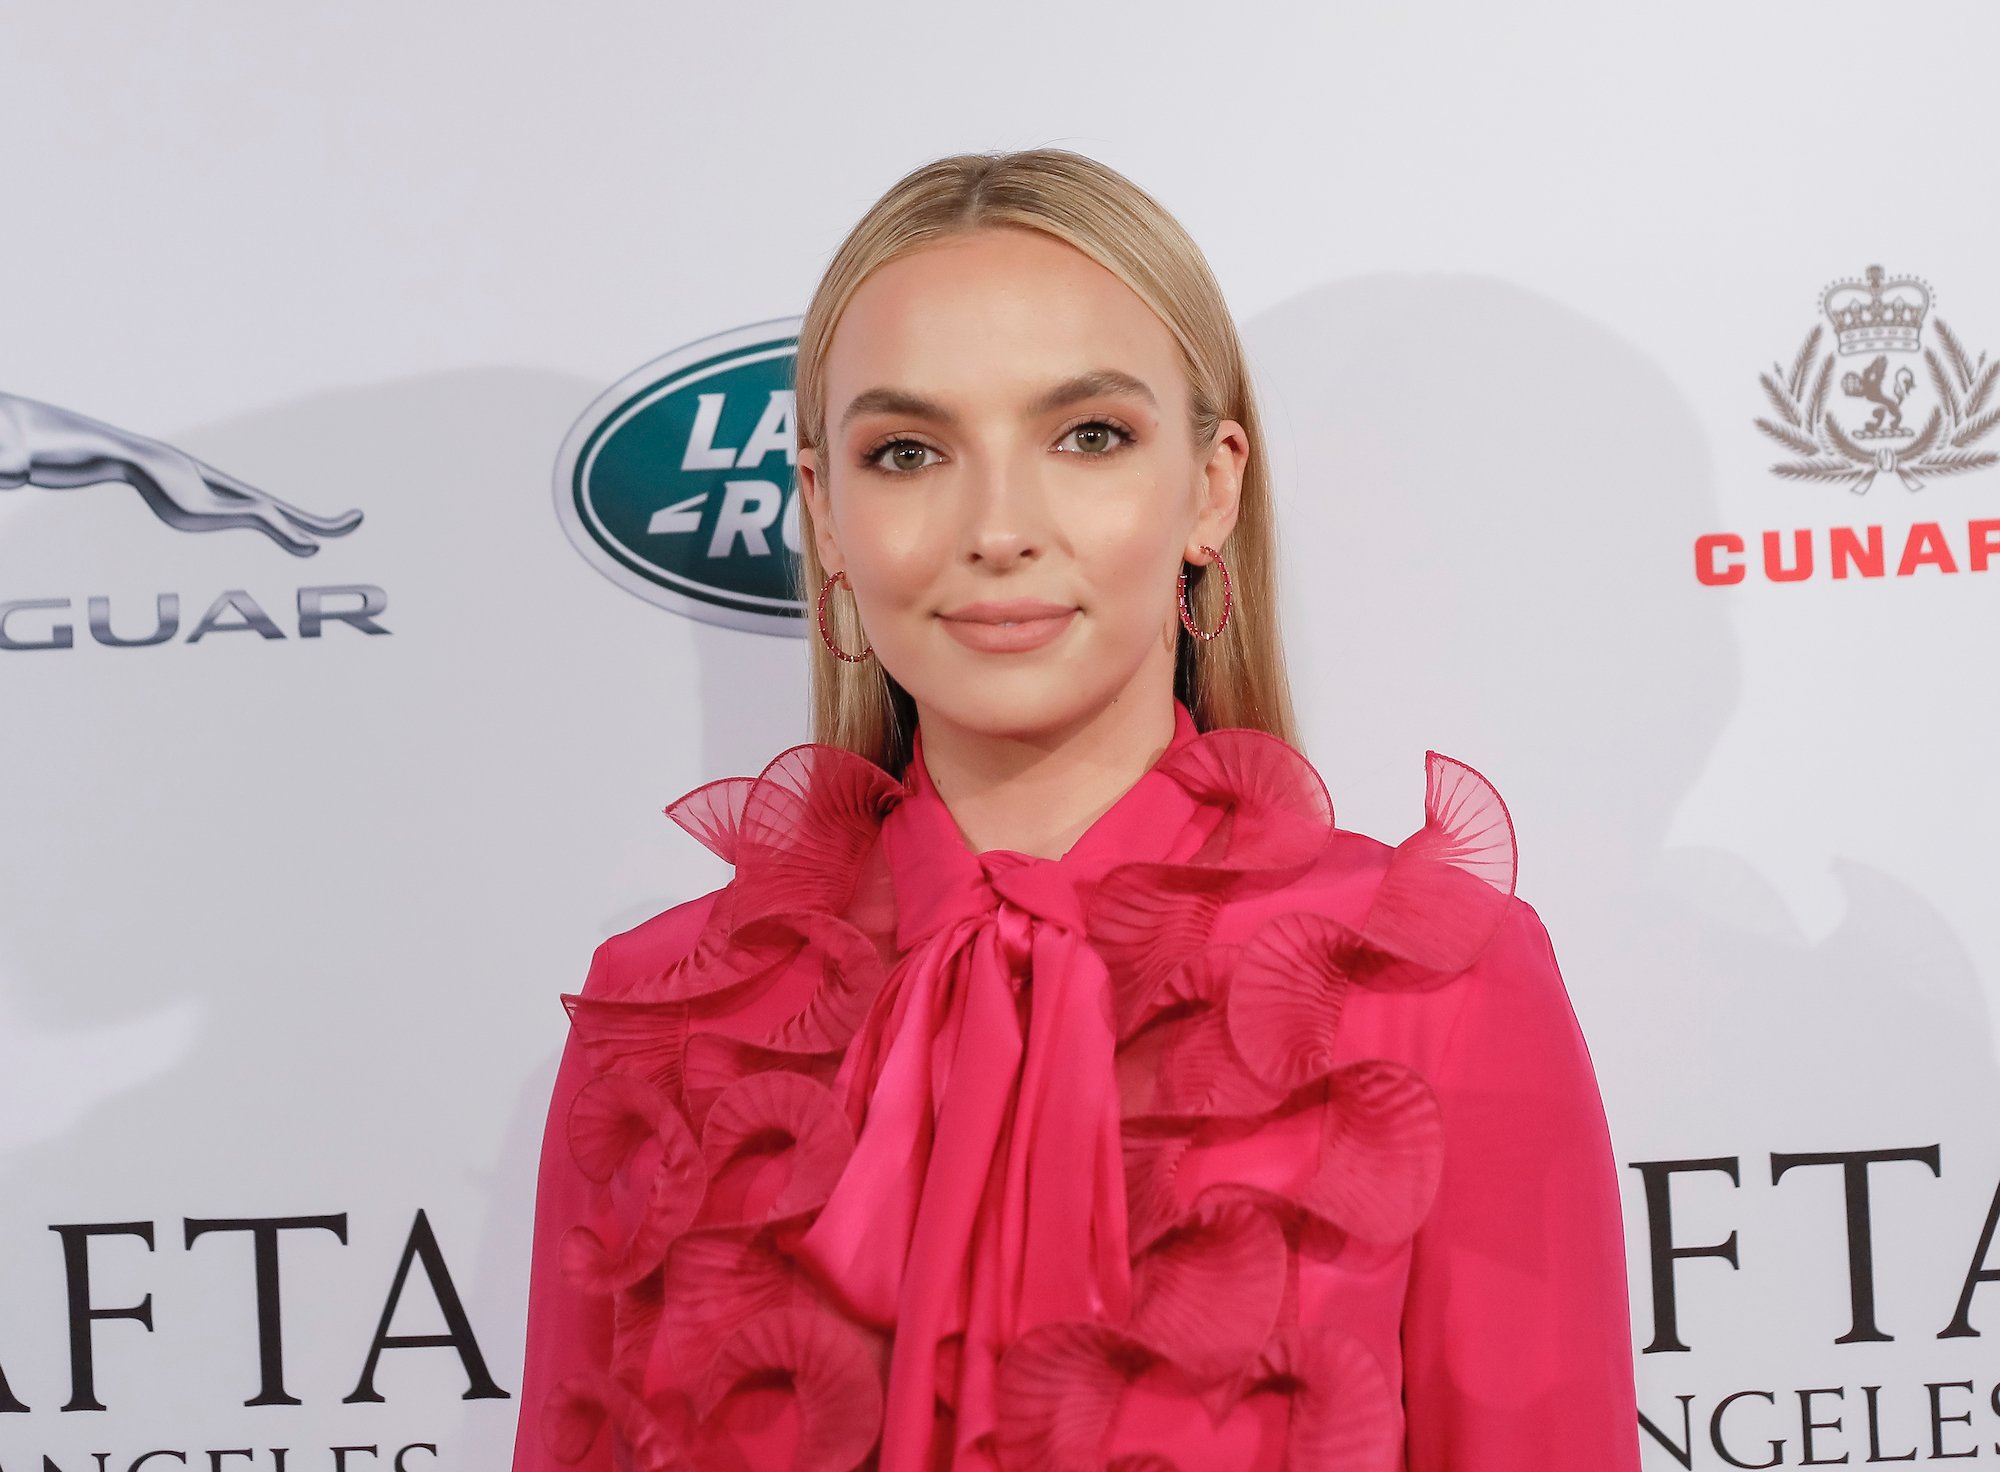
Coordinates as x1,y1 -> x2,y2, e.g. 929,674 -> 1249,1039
797,226 -> 1247,748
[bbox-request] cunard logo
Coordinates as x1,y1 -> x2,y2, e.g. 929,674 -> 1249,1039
1695,266 -> 2000,586
1756,265 -> 2000,494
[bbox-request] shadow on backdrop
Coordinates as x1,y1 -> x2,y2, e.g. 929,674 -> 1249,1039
1246,275 -> 1994,1371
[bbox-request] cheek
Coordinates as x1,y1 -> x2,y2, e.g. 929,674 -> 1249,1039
837,492 -> 946,609
1075,497 -> 1186,619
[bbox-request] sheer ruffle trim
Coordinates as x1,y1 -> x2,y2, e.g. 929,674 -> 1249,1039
1019,746 -> 1515,1470
549,745 -> 899,1472
544,734 -> 1517,1472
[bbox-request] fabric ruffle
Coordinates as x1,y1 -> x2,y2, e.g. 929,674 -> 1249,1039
544,725 -> 1517,1472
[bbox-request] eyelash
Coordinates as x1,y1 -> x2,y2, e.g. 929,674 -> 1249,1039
858,417 -> 1138,476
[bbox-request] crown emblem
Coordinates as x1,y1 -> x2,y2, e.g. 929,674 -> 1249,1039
1822,265 -> 1930,356
1758,263 -> 2000,494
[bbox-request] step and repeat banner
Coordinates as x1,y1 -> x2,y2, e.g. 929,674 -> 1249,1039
2,5 -> 1996,1469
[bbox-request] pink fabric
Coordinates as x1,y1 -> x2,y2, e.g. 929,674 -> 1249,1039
510,703 -> 1642,1471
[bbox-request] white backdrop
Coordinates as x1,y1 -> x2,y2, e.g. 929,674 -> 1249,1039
3,4 -> 1997,1468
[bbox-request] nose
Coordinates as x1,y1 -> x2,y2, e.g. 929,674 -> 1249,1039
960,445 -> 1051,568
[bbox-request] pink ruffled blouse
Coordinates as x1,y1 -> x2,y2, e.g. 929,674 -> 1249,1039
511,703 -> 1642,1471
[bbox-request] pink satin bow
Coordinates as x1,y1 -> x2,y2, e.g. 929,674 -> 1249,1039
794,713 -> 1205,1470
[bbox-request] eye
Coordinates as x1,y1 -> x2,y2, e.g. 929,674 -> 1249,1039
1056,419 -> 1136,457
861,437 -> 942,475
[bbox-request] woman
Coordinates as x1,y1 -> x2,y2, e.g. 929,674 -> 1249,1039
513,148 -> 1642,1471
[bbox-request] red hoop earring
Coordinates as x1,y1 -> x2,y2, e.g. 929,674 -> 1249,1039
1177,544 -> 1233,641
816,570 -> 873,662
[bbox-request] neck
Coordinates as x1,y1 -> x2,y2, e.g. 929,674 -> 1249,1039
914,688 -> 1179,860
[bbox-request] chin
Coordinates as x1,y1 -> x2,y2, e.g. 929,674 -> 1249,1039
899,664 -> 1123,744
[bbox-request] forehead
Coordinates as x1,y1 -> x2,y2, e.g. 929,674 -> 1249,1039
824,227 -> 1185,412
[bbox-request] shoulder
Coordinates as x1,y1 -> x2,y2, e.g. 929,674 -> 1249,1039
1216,744 -> 1572,1040
1452,892 -> 1590,1048
575,737 -> 902,1002
1483,891 -> 1563,974
1274,743 -> 1524,937
1291,805 -> 1593,1092
577,887 -> 727,1000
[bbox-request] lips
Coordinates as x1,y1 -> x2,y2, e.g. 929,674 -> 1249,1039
936,599 -> 1078,654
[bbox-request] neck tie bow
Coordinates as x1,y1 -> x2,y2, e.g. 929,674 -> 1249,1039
794,726 -> 1207,1471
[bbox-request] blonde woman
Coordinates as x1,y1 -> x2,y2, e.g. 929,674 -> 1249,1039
513,148 -> 1642,1471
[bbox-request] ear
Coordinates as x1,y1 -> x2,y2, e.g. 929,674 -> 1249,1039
1186,417 -> 1248,563
796,445 -> 845,571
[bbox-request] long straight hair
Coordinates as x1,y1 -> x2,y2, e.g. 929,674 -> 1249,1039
793,149 -> 1297,776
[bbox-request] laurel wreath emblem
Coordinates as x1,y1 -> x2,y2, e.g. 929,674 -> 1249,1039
1757,319 -> 2000,492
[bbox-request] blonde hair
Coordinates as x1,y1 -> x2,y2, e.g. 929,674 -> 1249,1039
793,148 -> 1297,775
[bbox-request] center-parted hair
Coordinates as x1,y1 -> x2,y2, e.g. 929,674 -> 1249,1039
793,147 -> 1297,774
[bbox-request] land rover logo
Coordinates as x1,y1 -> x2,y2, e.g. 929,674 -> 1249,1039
555,317 -> 805,635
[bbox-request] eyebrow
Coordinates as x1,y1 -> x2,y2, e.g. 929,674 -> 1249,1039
835,368 -> 1158,434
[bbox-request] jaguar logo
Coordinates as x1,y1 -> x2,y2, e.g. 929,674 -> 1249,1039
0,391 -> 362,555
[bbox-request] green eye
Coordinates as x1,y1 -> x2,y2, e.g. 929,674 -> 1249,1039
1058,420 -> 1135,456
863,438 -> 942,475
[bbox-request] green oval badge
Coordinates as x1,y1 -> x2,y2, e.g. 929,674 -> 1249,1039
555,318 -> 804,634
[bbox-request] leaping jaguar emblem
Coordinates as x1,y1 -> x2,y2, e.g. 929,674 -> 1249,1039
0,390 -> 361,556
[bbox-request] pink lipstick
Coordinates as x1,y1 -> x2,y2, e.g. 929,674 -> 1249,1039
936,599 -> 1077,654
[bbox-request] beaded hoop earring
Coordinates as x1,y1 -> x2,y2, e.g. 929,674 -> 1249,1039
1176,544 -> 1233,641
816,569 -> 874,663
